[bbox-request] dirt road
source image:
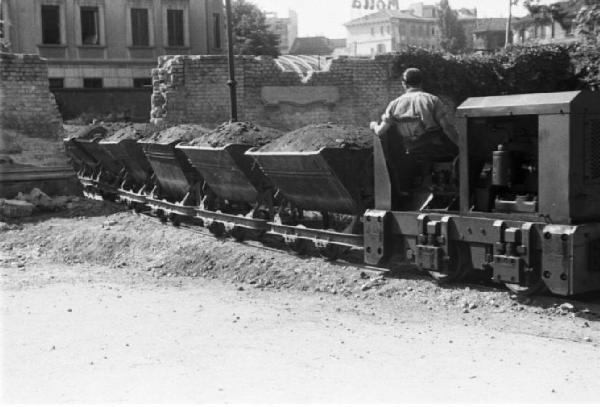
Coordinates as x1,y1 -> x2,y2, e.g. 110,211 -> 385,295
2,202 -> 600,403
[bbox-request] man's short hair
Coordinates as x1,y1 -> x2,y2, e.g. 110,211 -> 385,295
402,68 -> 423,87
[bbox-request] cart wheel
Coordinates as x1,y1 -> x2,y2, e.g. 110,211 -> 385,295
169,213 -> 181,227
154,209 -> 167,223
318,243 -> 344,262
208,221 -> 226,237
230,227 -> 247,242
427,243 -> 472,284
287,239 -> 310,255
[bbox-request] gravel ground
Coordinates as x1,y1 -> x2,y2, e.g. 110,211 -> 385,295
1,199 -> 599,328
2,199 -> 600,402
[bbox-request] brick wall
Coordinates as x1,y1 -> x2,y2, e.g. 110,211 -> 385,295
151,54 -> 410,131
0,53 -> 62,138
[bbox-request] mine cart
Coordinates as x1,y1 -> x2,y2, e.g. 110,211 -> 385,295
138,138 -> 202,205
247,147 -> 372,258
99,138 -> 153,193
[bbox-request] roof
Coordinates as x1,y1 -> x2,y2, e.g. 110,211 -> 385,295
457,91 -> 600,117
344,9 -> 435,27
289,37 -> 334,55
329,38 -> 347,49
473,18 -> 508,33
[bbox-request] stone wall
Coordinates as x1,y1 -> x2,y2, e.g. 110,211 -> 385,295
151,55 -> 405,131
0,53 -> 62,138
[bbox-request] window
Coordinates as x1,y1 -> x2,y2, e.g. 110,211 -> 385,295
380,26 -> 384,35
167,9 -> 184,46
131,8 -> 149,46
81,6 -> 99,45
370,27 -> 375,36
48,78 -> 64,89
133,77 -> 152,88
213,13 -> 221,48
83,78 -> 103,88
41,5 -> 60,44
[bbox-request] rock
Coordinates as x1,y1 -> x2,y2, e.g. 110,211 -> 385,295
559,302 -> 576,312
103,220 -> 117,227
0,199 -> 35,218
67,308 -> 72,312
237,286 -> 244,291
584,337 -> 593,342
469,303 -> 478,310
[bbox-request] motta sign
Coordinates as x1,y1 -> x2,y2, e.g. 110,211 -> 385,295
352,0 -> 400,10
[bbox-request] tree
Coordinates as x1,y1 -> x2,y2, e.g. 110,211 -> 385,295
232,0 -> 280,57
574,0 -> 600,44
437,0 -> 466,53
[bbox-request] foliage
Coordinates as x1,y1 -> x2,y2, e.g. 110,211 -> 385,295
574,0 -> 600,44
388,44 -> 591,105
437,0 -> 466,53
568,42 -> 600,88
232,0 -> 280,57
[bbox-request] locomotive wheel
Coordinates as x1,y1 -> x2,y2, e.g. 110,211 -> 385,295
318,244 -> 344,262
230,227 -> 247,242
504,273 -> 547,296
427,243 -> 472,284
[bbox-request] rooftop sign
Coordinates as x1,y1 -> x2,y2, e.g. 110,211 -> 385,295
352,0 -> 400,11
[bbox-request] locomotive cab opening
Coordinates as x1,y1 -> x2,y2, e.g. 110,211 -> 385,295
467,114 -> 539,215
457,91 -> 600,225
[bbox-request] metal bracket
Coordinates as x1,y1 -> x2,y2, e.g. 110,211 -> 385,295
415,215 -> 454,271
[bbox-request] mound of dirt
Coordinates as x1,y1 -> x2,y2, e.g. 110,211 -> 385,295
102,123 -> 169,143
140,124 -> 211,145
257,123 -> 373,153
63,124 -> 108,141
181,121 -> 283,148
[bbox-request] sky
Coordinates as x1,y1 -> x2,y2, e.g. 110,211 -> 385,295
250,0 -> 555,38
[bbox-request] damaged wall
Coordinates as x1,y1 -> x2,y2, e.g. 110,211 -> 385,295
0,53 -> 62,138
150,55 -> 403,131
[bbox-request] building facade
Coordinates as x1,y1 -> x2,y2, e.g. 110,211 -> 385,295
2,0 -> 225,88
265,9 -> 298,55
345,2 -> 477,56
472,18 -> 508,51
511,1 -> 580,46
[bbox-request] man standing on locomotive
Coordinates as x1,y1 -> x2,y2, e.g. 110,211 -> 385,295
369,67 -> 459,161
369,67 -> 460,208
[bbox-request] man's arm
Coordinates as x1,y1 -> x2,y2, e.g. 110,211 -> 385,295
370,99 -> 397,136
370,120 -> 391,136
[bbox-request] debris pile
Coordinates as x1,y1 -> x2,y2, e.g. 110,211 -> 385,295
0,188 -> 80,218
0,199 -> 35,218
182,121 -> 283,148
257,123 -> 373,152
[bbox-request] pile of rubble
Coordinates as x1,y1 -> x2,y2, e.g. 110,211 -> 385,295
0,188 -> 78,219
